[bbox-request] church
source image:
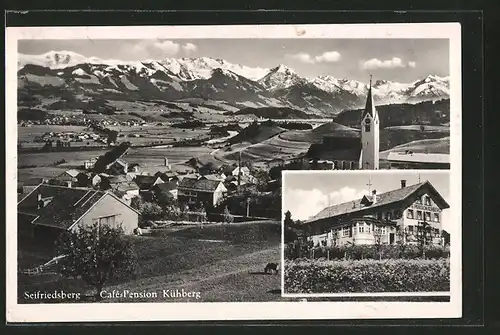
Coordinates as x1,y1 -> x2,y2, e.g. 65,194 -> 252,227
305,76 -> 380,170
301,179 -> 449,247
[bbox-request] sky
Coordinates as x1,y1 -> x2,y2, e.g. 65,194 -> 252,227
283,171 -> 451,231
18,39 -> 449,82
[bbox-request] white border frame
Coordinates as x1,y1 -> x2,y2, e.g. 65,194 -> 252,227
6,23 -> 462,322
281,170 -> 458,300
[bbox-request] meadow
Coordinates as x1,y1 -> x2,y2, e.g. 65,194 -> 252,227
18,221 -> 285,303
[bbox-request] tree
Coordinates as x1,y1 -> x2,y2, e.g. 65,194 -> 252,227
253,169 -> 270,191
441,229 -> 450,246
284,210 -> 293,227
416,220 -> 433,258
56,224 -> 137,300
396,226 -> 411,257
373,226 -> 384,260
223,206 -> 234,224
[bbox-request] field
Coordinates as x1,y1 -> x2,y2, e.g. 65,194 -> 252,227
18,125 -> 88,142
18,221 -> 285,303
380,137 -> 450,159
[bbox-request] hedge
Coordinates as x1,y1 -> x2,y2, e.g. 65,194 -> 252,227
284,244 -> 450,261
284,258 -> 450,293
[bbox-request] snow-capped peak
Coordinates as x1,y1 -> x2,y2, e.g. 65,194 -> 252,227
258,64 -> 303,90
272,64 -> 295,74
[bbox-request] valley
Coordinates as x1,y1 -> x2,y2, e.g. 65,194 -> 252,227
17,51 -> 451,184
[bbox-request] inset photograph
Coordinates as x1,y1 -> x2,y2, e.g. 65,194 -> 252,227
282,170 -> 452,297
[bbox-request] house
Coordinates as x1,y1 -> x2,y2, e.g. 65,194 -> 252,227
106,159 -> 128,175
300,180 -> 449,247
17,184 -> 139,237
134,175 -> 165,191
155,171 -> 179,183
83,157 -> 97,170
177,177 -> 227,207
152,182 -> 179,203
53,169 -> 83,187
232,166 -> 250,177
386,152 -> 450,169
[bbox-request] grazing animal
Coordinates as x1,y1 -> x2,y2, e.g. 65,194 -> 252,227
264,262 -> 279,274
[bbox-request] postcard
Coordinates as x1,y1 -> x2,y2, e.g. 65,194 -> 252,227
6,22 -> 461,322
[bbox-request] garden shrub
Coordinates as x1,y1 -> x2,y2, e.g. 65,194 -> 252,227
284,258 -> 450,293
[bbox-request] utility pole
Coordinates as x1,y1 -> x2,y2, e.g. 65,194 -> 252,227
238,151 -> 242,188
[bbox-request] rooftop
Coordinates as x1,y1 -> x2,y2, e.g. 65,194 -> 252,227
305,180 -> 449,225
18,184 -> 107,230
178,177 -> 224,192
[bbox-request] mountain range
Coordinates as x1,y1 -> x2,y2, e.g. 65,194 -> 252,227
18,51 -> 450,117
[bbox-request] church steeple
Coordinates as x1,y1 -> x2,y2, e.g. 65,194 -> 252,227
360,74 -> 380,170
362,74 -> 377,119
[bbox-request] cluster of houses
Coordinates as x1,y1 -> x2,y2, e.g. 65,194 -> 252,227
34,131 -> 105,144
18,151 -> 261,237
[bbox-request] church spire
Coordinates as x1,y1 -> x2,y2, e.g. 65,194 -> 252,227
362,74 -> 377,119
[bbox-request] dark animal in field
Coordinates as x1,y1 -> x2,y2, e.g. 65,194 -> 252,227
264,263 -> 279,274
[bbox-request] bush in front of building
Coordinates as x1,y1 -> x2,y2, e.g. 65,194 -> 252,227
284,243 -> 450,261
284,258 -> 450,293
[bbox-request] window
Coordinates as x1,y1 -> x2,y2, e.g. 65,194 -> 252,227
377,212 -> 382,220
408,225 -> 414,232
350,162 -> 355,170
359,225 -> 364,233
416,211 -> 423,220
433,213 -> 440,222
365,124 -> 371,132
415,197 -> 422,204
366,224 -> 371,234
343,227 -> 350,237
98,215 -> 116,226
394,210 -> 402,219
381,227 -> 387,235
424,196 -> 431,206
425,212 -> 431,222
407,209 -> 414,219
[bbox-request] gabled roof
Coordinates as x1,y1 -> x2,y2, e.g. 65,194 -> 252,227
18,184 -> 106,230
18,184 -> 139,230
153,181 -> 178,192
178,177 -> 224,192
114,181 -> 140,192
65,169 -> 81,178
134,175 -> 162,190
305,180 -> 449,224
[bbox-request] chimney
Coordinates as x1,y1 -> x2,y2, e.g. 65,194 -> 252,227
401,180 -> 407,189
372,190 -> 377,203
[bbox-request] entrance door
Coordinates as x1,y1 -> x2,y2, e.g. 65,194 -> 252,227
389,233 -> 395,244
